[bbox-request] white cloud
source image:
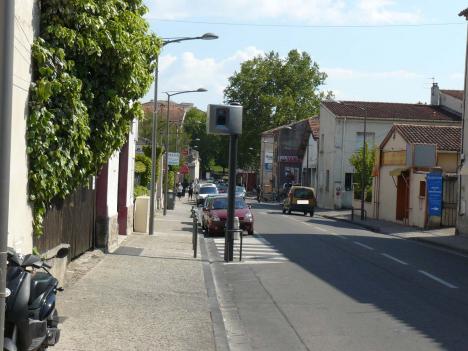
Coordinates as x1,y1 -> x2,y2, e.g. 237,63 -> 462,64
145,0 -> 421,25
158,55 -> 177,72
146,46 -> 265,107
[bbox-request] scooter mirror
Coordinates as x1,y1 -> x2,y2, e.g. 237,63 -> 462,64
56,247 -> 69,259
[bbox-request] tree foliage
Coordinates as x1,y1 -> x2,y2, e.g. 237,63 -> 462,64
224,49 -> 331,169
28,0 -> 160,234
349,143 -> 375,201
183,108 -> 228,173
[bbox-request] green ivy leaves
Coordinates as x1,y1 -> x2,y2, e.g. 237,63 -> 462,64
28,0 -> 160,235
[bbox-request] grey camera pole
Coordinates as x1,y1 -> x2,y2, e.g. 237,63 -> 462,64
224,134 -> 238,262
0,1 -> 15,348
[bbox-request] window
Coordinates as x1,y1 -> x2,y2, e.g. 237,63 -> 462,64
419,181 -> 426,198
345,173 -> 353,191
356,132 -> 375,151
325,170 -> 330,192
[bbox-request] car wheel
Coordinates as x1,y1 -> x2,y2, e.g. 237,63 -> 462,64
310,209 -> 314,217
303,211 -> 307,216
288,209 -> 292,215
248,230 -> 254,236
282,208 -> 286,214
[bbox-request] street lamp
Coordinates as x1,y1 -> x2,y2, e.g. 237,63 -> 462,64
163,88 -> 207,216
149,33 -> 218,235
334,100 -> 368,220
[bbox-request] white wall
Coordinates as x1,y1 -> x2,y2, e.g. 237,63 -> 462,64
8,1 -> 38,253
107,152 -> 120,218
440,92 -> 463,115
317,106 -> 336,208
319,102 -> 460,209
127,120 -> 137,207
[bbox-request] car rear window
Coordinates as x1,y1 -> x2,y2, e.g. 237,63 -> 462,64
200,187 -> 218,194
212,198 -> 246,209
294,188 -> 314,199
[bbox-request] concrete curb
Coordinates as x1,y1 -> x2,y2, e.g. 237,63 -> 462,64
320,214 -> 468,256
200,233 -> 231,351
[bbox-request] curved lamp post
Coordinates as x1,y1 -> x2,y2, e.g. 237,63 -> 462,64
149,33 -> 218,234
163,88 -> 207,216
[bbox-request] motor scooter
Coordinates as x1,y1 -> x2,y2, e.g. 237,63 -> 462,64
4,246 -> 68,351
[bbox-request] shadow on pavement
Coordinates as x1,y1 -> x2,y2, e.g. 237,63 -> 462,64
259,232 -> 468,350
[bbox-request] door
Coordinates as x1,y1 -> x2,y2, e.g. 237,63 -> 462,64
396,173 -> 409,221
442,176 -> 457,227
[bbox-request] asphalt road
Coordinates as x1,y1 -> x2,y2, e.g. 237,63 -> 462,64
210,202 -> 468,351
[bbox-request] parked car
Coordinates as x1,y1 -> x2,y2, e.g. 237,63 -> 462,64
216,182 -> 228,194
198,195 -> 224,230
196,184 -> 218,205
236,186 -> 246,199
282,186 -> 316,216
204,196 -> 254,236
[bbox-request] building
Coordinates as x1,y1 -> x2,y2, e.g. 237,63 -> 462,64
260,117 -> 318,197
317,92 -> 462,210
457,8 -> 468,235
301,118 -> 320,188
372,124 -> 461,228
141,100 -> 193,127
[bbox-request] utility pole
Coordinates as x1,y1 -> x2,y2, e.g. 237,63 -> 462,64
0,1 -> 15,348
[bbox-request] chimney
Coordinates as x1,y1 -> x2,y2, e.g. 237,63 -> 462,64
431,82 -> 440,105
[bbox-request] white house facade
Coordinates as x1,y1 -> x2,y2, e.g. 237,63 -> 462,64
317,96 -> 462,210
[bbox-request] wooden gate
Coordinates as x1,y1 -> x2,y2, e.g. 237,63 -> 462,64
441,176 -> 457,227
34,182 -> 96,259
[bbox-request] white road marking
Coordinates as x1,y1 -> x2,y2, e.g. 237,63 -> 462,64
314,226 -> 328,232
418,270 -> 458,289
213,236 -> 288,264
381,253 -> 408,265
353,241 -> 374,250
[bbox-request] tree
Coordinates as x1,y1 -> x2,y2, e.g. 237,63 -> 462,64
28,0 -> 159,234
183,108 -> 228,174
349,143 -> 375,202
224,49 -> 331,168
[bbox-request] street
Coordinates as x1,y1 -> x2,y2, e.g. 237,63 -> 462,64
205,201 -> 468,351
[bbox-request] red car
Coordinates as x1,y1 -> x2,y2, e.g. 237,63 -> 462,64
205,197 -> 254,236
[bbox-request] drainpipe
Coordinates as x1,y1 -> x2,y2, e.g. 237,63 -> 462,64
0,1 -> 14,348
340,117 -> 347,208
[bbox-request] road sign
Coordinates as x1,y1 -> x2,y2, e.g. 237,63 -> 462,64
168,152 -> 180,166
427,172 -> 442,217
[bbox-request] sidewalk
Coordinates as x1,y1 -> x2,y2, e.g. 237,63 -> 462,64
55,199 -> 217,351
316,208 -> 468,255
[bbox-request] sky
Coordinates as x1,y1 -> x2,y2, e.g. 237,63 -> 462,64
142,0 -> 468,110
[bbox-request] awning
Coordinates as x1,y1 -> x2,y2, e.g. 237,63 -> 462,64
389,168 -> 408,177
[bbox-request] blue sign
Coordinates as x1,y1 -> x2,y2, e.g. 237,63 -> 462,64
427,173 -> 442,217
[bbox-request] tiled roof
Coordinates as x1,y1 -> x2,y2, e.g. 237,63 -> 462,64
393,124 -> 461,152
308,118 -> 320,140
460,8 -> 468,17
322,100 -> 460,122
440,89 -> 464,101
141,100 -> 186,125
262,116 -> 319,135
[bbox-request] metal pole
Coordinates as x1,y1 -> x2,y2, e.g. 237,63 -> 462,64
164,94 -> 170,215
149,55 -> 159,234
0,2 -> 14,348
361,109 -> 367,220
225,134 -> 238,262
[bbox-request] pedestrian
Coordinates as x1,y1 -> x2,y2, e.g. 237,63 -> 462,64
188,184 -> 193,200
177,183 -> 183,200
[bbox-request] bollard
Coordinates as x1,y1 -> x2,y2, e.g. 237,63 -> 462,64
233,217 -> 240,241
192,208 -> 198,258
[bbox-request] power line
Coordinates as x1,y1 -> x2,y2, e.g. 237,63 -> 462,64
150,18 -> 465,29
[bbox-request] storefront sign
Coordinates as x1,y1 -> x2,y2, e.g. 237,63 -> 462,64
427,172 -> 442,217
279,155 -> 301,163
168,152 -> 180,166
